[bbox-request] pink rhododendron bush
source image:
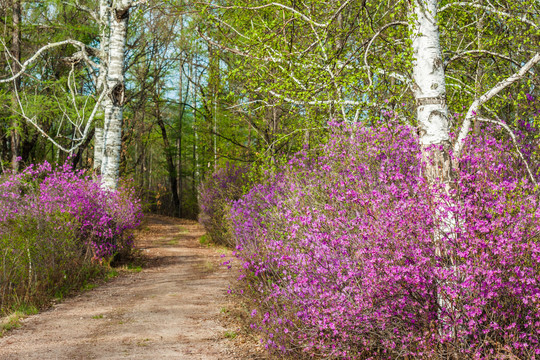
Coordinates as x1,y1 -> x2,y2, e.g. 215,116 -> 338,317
230,123 -> 540,359
0,161 -> 142,310
199,163 -> 249,246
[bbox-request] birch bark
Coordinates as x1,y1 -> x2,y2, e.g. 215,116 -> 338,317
409,0 -> 455,332
94,127 -> 104,171
93,0 -> 110,174
100,0 -> 131,189
409,0 -> 451,184
10,0 -> 21,172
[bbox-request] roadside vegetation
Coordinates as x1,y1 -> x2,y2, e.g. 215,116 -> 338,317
0,161 -> 143,317
200,112 -> 540,359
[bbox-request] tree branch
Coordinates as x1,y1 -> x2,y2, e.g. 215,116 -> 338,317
202,2 -> 329,28
62,1 -> 101,25
0,39 -> 100,83
477,116 -> 537,186
454,52 -> 540,157
364,21 -> 408,87
267,89 -> 362,106
439,2 -> 538,29
445,49 -> 524,69
14,88 -> 108,154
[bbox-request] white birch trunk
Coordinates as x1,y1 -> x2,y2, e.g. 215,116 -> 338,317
93,0 -> 109,175
409,0 -> 455,333
409,0 -> 452,183
94,127 -> 103,171
100,1 -> 130,189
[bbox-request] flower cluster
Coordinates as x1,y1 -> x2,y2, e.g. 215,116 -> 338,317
229,122 -> 540,359
0,161 -> 143,260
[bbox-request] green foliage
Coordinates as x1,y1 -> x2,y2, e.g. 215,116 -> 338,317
199,234 -> 211,246
0,211 -> 103,312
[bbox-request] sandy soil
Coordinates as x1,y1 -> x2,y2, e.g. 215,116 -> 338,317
0,214 -> 240,360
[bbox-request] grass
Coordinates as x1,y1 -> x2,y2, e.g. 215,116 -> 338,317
92,314 -> 104,319
199,234 -> 212,246
82,283 -> 98,291
224,330 -> 237,339
0,304 -> 38,336
203,261 -> 215,272
215,247 -> 229,255
105,268 -> 119,280
177,226 -> 188,234
199,235 -> 231,256
126,264 -> 142,273
137,338 -> 151,347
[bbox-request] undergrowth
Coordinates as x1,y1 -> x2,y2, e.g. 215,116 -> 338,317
0,160 -> 143,315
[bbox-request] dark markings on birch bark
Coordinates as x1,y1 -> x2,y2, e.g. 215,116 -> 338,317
110,83 -> 125,106
115,8 -> 129,21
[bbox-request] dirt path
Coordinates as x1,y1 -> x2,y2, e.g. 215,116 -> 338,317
0,215 -> 237,359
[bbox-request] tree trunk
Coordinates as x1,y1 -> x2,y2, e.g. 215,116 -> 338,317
209,46 -> 219,169
100,2 -> 130,189
409,0 -> 456,333
177,136 -> 182,217
190,60 -> 199,199
178,62 -> 185,218
94,127 -> 104,171
72,128 -> 95,169
93,0 -> 109,176
155,98 -> 180,217
409,0 -> 451,184
10,0 -> 21,172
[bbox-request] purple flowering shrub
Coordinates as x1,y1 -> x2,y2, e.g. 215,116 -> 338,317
0,161 -> 142,310
198,163 -> 249,246
0,210 -> 84,310
230,123 -> 540,359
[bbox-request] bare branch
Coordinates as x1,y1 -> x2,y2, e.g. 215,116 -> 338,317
454,53 -> 540,157
0,39 -> 100,83
62,1 -> 101,24
327,0 -> 355,26
477,116 -> 537,186
14,89 -> 108,154
364,21 -> 408,87
267,89 -> 361,106
439,2 -> 538,29
202,2 -> 329,28
445,49 -> 525,68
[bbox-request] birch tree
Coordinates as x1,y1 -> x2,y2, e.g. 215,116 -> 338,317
90,0 -> 146,189
409,0 -> 539,180
96,0 -> 134,189
0,0 -> 145,189
9,0 -> 21,172
409,0 -> 452,184
198,0 -> 539,168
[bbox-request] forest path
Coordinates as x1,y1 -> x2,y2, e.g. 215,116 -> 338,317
0,214 -> 236,359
